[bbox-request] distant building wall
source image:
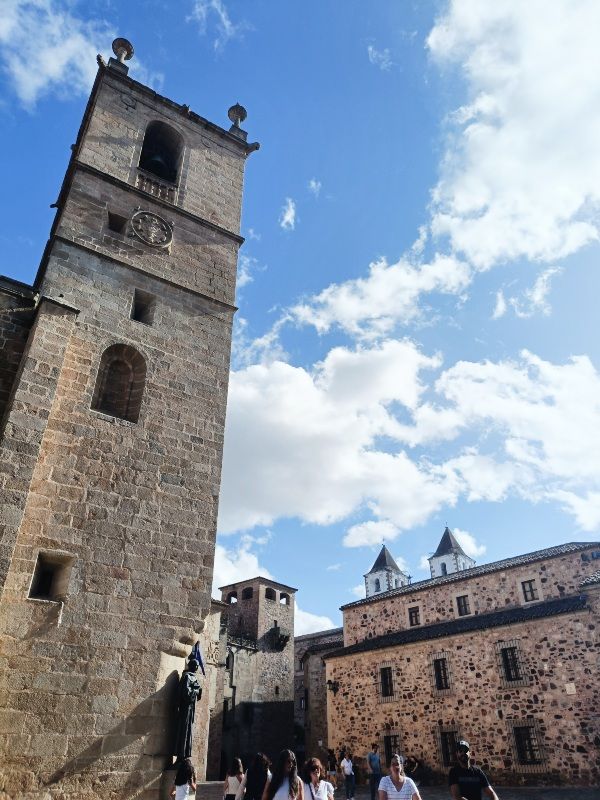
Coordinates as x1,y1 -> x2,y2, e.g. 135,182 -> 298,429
327,544 -> 600,787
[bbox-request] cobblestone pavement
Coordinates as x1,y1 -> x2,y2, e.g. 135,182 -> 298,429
197,782 -> 600,800
346,784 -> 599,800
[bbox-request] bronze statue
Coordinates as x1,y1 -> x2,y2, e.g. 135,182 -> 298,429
174,658 -> 202,760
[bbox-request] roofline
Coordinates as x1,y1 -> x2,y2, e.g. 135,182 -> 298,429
218,575 -> 298,593
327,594 -> 589,659
341,541 -> 600,610
294,627 -> 344,642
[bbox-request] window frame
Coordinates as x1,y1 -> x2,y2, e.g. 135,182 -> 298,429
407,604 -> 421,627
376,661 -> 398,703
508,719 -> 545,770
438,728 -> 459,768
431,652 -> 452,693
495,639 -> 530,687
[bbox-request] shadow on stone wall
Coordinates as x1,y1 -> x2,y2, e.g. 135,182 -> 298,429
43,669 -> 180,796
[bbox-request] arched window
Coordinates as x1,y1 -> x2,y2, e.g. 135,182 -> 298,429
242,587 -> 253,600
265,587 -> 276,601
280,593 -> 290,605
440,562 -> 447,576
139,121 -> 183,184
91,344 -> 146,423
374,578 -> 381,592
226,591 -> 238,604
395,579 -> 400,588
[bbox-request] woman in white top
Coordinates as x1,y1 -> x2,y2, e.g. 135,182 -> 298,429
262,749 -> 304,800
302,757 -> 334,800
224,758 -> 244,800
170,758 -> 197,800
378,755 -> 421,800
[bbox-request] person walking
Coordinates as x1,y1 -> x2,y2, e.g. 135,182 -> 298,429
449,741 -> 498,800
367,744 -> 382,800
340,752 -> 355,800
224,758 -> 244,800
236,753 -> 272,800
302,757 -> 334,800
170,758 -> 197,799
262,749 -> 304,800
378,754 -> 420,800
326,749 -> 338,789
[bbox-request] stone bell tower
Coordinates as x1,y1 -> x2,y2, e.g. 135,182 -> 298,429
0,39 -> 258,798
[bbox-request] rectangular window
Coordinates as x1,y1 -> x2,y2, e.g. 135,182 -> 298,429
107,211 -> 127,234
29,551 -> 74,602
456,595 -> 471,616
131,289 -> 156,325
514,724 -> 543,765
434,658 -> 450,690
440,730 -> 458,767
501,646 -> 522,682
521,579 -> 539,602
380,666 -> 394,697
383,734 -> 400,767
300,696 -> 305,710
408,606 -> 420,626
495,640 -> 529,687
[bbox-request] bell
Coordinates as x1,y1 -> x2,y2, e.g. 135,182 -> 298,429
145,152 -> 170,180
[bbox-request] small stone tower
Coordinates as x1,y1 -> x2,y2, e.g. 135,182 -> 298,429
0,39 -> 258,798
428,526 -> 475,578
364,544 -> 409,597
213,577 -> 296,771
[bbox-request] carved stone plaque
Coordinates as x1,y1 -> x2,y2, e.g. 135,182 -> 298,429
131,210 -> 172,247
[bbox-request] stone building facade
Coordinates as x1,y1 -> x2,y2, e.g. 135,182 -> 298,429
207,577 -> 297,777
324,540 -> 600,786
294,628 -> 343,766
0,42 -> 257,799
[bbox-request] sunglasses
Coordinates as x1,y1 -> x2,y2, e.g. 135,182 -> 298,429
310,767 -> 320,773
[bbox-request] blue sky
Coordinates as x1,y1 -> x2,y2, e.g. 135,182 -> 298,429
3,1 -> 600,633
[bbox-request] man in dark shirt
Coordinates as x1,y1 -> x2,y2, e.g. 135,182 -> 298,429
449,740 -> 499,800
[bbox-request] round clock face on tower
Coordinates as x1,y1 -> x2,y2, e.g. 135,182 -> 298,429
131,210 -> 172,247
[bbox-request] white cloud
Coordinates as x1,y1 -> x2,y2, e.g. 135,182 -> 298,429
428,1 -> 600,270
492,290 -> 507,320
189,0 -> 247,51
0,0 -> 110,107
367,45 -> 393,71
308,178 -> 322,198
393,554 -> 411,574
212,538 -> 272,596
509,267 -> 562,318
218,340 -> 452,535
290,254 -> 471,339
326,563 -> 341,571
236,254 -> 265,294
418,555 -> 431,572
279,197 -> 297,231
295,608 -> 335,636
344,520 -> 399,548
351,583 -> 366,598
451,527 -> 486,558
219,343 -> 600,540
247,228 -> 261,241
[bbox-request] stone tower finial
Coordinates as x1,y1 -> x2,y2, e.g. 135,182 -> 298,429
112,38 -> 134,63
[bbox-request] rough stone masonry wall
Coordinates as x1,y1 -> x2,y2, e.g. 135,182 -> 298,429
0,66 -> 248,800
326,608 -> 600,786
343,550 -> 600,646
0,290 -> 36,425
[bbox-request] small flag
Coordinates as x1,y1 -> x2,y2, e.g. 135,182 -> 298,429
191,640 -> 206,676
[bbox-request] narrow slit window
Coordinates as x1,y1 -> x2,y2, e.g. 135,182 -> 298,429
130,289 -> 156,326
434,657 -> 450,690
379,666 -> 394,698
